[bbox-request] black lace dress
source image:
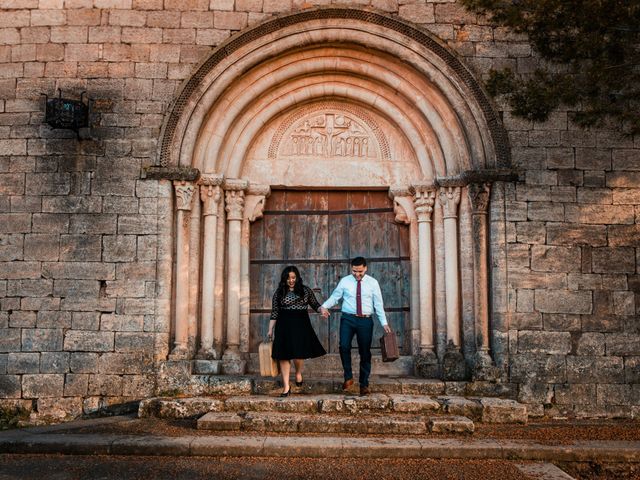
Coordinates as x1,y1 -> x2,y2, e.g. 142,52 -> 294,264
270,286 -> 327,360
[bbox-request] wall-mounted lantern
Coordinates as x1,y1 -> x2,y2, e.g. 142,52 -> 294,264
42,89 -> 89,137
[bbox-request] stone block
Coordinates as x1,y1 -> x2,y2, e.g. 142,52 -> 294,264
69,214 -> 117,234
543,313 -> 581,332
531,246 -> 580,273
515,222 -> 545,244
625,357 -> 640,383
399,3 -> 435,23
613,291 -> 635,316
557,169 -> 584,186
582,314 -> 623,333
440,397 -> 482,420
0,234 -> 23,261
565,204 -> 634,224
53,279 -> 100,298
0,213 -> 31,233
9,311 -> 36,328
511,354 -> 566,383
391,395 -> 440,413
576,332 -> 605,356
592,247 -> 635,273
37,311 -> 72,329
7,352 -> 40,374
527,202 -> 564,222
40,352 -> 69,373
605,334 -> 640,356
69,352 -> 99,373
479,398 -> 527,424
23,234 -> 58,261
554,384 -> 596,406
22,373 -> 64,398
525,169 -> 557,186
612,189 -> 640,205
64,331 -> 114,352
0,375 -> 21,397
88,374 -> 123,396
534,290 -> 592,314
21,328 -> 63,351
516,289 -> 534,313
42,262 -> 115,280
575,149 -> 612,170
597,384 -> 631,406
37,397 -> 83,420
197,412 -> 243,431
115,332 -> 154,353
117,215 -> 157,234
8,279 -> 53,298
517,331 -> 571,355
42,196 -> 101,214
0,353 -> 6,373
32,213 -> 69,233
606,171 -> 640,188
596,356 -> 625,383
513,312 -> 542,330
60,234 -> 102,261
428,415 -> 474,433
103,235 -> 137,262
608,225 -> 640,247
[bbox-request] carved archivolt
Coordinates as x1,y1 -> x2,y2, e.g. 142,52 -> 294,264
268,102 -> 391,161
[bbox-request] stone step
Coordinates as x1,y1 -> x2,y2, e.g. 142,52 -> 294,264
196,411 -> 475,435
139,393 -> 528,424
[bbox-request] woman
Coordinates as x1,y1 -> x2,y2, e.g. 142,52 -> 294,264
268,266 -> 326,397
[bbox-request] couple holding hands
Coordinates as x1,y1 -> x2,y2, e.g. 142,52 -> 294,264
267,257 -> 391,397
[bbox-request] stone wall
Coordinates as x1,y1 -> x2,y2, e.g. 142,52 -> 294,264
0,0 -> 638,422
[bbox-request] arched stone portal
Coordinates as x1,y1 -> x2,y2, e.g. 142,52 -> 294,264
156,7 -> 512,379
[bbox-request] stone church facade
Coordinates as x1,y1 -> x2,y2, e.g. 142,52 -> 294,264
0,0 -> 638,422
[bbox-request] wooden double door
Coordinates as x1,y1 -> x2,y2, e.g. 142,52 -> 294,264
249,190 -> 411,354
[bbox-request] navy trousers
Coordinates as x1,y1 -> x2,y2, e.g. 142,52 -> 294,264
339,312 -> 374,387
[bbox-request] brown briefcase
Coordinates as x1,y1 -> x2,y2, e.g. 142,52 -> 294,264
380,330 -> 399,362
259,339 -> 279,377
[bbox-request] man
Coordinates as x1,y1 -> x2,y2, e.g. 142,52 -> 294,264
320,257 -> 391,396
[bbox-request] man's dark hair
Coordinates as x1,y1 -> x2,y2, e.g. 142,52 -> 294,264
351,256 -> 367,267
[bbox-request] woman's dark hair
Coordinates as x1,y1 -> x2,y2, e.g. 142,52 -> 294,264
277,265 -> 305,299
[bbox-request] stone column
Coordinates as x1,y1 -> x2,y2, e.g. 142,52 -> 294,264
240,185 -> 270,354
413,184 -> 436,355
469,182 -> 493,369
389,187 -> 418,354
439,186 -> 462,348
170,180 -> 195,359
197,174 -> 224,359
222,178 -> 249,374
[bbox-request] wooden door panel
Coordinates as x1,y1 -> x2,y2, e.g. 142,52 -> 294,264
250,190 -> 409,354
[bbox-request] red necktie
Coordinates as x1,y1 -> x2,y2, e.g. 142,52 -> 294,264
356,279 -> 363,316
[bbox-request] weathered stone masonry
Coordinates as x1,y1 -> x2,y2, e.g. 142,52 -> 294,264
0,0 -> 638,422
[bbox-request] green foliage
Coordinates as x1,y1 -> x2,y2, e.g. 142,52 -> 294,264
461,0 -> 640,134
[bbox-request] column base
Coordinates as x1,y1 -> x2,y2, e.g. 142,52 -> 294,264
471,351 -> 501,381
168,345 -> 189,361
442,347 -> 467,381
414,349 -> 439,378
195,347 -> 219,360
222,348 -> 246,374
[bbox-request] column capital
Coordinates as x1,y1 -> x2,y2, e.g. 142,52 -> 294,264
200,183 -> 222,217
388,185 -> 413,199
439,186 -> 461,219
244,185 -> 271,223
173,180 -> 195,211
199,173 -> 224,186
225,189 -> 245,221
223,178 -> 249,191
468,182 -> 491,215
247,183 -> 271,197
412,184 -> 437,223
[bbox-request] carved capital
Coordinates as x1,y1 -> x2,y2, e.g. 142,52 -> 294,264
225,189 -> 245,221
223,178 -> 249,191
173,180 -> 195,211
439,186 -> 461,219
468,183 -> 491,215
247,183 -> 271,197
200,184 -> 222,217
413,185 -> 436,223
244,195 -> 268,223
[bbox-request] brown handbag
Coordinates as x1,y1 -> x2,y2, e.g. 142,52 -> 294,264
380,330 -> 399,362
259,338 -> 279,377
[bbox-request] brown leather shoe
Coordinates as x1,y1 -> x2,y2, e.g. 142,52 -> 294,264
342,379 -> 354,391
359,386 -> 370,396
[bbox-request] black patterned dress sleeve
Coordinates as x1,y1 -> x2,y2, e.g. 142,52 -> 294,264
305,286 -> 321,312
270,289 -> 280,321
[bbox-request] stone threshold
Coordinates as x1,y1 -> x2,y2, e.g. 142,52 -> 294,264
1,430 -> 639,463
139,393 -> 528,424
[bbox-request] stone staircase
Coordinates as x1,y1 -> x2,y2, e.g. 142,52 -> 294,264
140,375 -> 528,436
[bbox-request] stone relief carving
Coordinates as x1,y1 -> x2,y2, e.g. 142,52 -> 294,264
268,102 -> 390,160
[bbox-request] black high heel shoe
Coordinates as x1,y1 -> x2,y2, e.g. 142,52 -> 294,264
279,389 -> 290,398
295,375 -> 303,387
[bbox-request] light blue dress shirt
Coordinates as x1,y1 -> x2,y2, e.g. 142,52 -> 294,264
321,274 -> 388,326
